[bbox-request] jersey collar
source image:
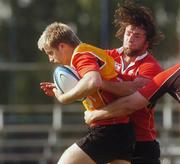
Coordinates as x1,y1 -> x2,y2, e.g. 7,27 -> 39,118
117,47 -> 149,74
117,47 -> 148,61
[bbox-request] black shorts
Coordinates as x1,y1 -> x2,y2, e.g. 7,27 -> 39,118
76,123 -> 135,164
131,140 -> 161,164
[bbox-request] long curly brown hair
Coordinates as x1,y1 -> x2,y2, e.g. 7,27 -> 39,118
114,1 -> 164,49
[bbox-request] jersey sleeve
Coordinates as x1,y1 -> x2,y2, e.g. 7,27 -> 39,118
138,64 -> 180,103
138,80 -> 159,101
71,52 -> 100,78
106,49 -> 118,58
138,61 -> 162,79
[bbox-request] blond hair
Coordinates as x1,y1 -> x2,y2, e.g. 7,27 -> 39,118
38,22 -> 81,51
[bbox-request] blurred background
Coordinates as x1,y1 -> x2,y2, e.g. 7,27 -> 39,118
0,0 -> 179,164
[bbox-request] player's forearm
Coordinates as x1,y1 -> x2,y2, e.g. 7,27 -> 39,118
101,80 -> 136,96
88,92 -> 149,122
60,71 -> 102,104
86,96 -> 135,123
85,98 -> 133,123
102,78 -> 150,97
100,96 -> 135,117
104,92 -> 149,116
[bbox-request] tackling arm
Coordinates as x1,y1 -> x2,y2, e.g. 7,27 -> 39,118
84,91 -> 149,124
101,77 -> 151,96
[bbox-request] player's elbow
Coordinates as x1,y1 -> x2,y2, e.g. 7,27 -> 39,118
87,76 -> 102,91
85,71 -> 102,91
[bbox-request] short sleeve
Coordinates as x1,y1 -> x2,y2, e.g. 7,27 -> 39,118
72,52 -> 100,78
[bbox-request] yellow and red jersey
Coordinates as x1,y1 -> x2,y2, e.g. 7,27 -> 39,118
71,43 -> 129,125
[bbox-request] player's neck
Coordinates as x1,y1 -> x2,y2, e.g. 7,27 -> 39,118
123,55 -> 136,65
123,49 -> 147,63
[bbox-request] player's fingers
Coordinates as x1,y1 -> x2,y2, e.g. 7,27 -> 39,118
40,84 -> 48,89
45,92 -> 54,96
46,84 -> 56,89
84,111 -> 91,124
40,82 -> 52,85
40,82 -> 54,88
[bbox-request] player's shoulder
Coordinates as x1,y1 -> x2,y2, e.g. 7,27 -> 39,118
143,52 -> 158,62
106,47 -> 123,57
142,53 -> 161,66
72,43 -> 94,64
139,53 -> 162,71
74,43 -> 103,53
71,43 -> 103,66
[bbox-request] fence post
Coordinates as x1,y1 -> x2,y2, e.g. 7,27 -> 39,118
163,96 -> 172,130
0,106 -> 4,130
52,104 -> 62,130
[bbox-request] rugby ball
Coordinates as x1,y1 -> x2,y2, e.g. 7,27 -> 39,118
53,65 -> 80,93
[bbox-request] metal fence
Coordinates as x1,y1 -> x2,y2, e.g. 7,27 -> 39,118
0,99 -> 179,164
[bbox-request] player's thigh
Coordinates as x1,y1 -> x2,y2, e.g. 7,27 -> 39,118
57,143 -> 96,164
110,159 -> 130,164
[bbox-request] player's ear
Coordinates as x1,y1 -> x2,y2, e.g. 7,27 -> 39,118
58,43 -> 66,49
58,43 -> 63,49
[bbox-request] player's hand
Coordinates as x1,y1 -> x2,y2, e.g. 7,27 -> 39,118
84,110 -> 96,124
40,82 -> 56,96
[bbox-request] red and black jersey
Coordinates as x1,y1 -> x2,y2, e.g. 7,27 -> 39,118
139,64 -> 180,103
